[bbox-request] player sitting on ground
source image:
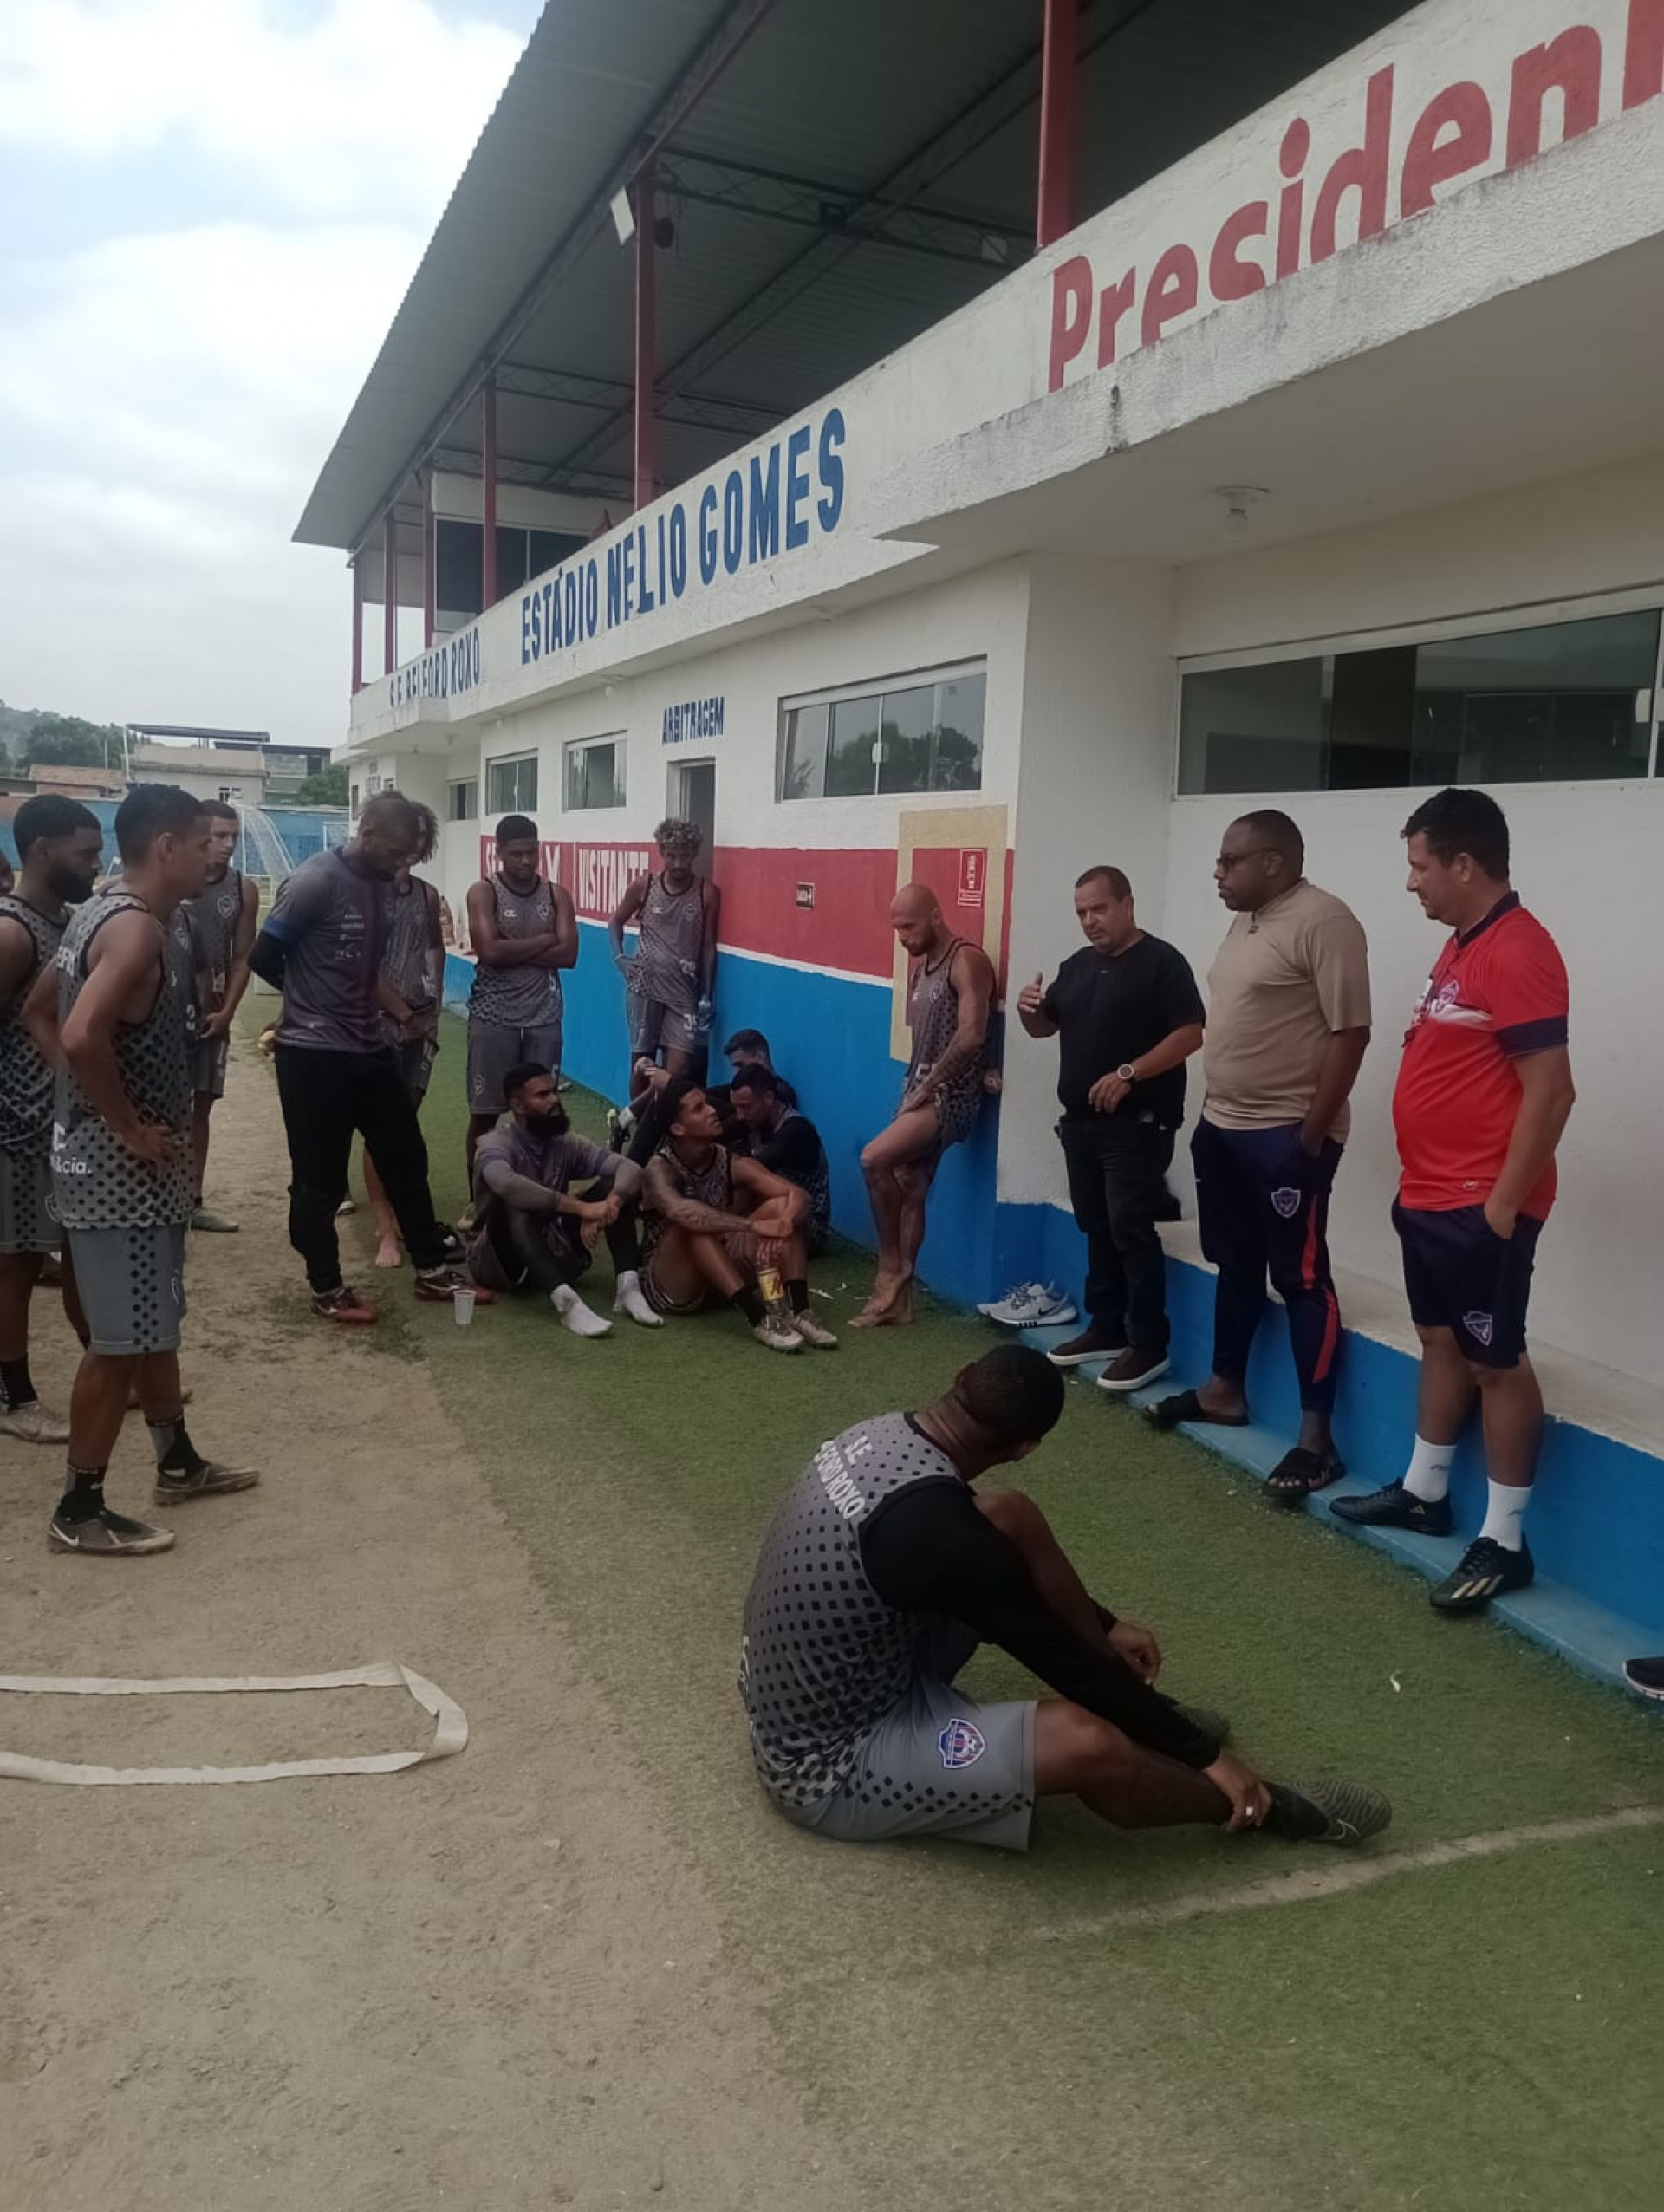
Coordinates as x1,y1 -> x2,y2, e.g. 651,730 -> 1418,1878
465,1063 -> 659,1338
739,1344 -> 1390,1852
640,1079 -> 836,1352
727,1063 -> 830,1253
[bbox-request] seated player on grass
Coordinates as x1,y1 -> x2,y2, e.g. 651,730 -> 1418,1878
739,1344 -> 1391,1852
640,1078 -> 837,1353
465,1064 -> 659,1340
727,1063 -> 830,1255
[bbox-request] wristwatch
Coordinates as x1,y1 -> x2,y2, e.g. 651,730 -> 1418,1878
1116,1064 -> 1138,1083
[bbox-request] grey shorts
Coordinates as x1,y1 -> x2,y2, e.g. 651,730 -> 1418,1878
193,1035 -> 230,1100
790,1621 -> 1037,1852
627,995 -> 701,1060
466,1022 -> 562,1113
68,1222 -> 189,1356
0,1139 -> 59,1255
640,1248 -> 709,1316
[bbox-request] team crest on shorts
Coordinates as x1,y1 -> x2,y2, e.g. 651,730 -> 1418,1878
1463,1311 -> 1494,1347
938,1717 -> 986,1770
1271,1187 -> 1301,1219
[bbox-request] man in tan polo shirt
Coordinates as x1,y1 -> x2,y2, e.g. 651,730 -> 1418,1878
1150,810 -> 1371,1501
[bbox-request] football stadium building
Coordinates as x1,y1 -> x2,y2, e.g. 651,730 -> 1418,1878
299,0 -> 1664,1660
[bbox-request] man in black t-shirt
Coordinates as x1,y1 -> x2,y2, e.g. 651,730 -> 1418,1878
729,1063 -> 830,1253
1017,866 -> 1205,1391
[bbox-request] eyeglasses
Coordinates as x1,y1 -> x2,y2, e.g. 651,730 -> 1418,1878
1214,845 -> 1277,872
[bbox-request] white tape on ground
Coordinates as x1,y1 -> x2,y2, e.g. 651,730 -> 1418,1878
1032,1804 -> 1664,1941
0,1661 -> 467,1786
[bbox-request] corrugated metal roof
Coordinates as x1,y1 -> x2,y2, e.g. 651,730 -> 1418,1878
296,0 -> 1420,557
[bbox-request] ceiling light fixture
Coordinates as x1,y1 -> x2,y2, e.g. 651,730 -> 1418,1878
1215,485 -> 1270,542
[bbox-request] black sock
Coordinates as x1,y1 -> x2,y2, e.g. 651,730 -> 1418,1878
0,1356 -> 36,1409
731,1286 -> 766,1327
58,1462 -> 107,1523
786,1279 -> 809,1315
147,1416 -> 205,1477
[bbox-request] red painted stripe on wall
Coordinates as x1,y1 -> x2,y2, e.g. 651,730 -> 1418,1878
473,837 -> 1008,983
712,846 -> 900,979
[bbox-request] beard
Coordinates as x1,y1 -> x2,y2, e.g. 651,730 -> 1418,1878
528,1100 -> 569,1138
49,867 -> 97,906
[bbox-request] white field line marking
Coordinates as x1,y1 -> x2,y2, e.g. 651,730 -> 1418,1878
1033,1805 -> 1664,1941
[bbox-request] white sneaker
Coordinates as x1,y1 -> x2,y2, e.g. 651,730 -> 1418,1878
752,1316 -> 803,1353
0,1400 -> 71,1445
613,1272 -> 663,1328
979,1282 -> 1077,1329
551,1286 -> 613,1338
789,1309 -> 840,1350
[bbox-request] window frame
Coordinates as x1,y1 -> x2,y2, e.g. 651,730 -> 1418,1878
775,659 -> 988,803
483,751 -> 539,815
562,732 -> 627,814
1174,587 -> 1664,797
448,777 -> 479,822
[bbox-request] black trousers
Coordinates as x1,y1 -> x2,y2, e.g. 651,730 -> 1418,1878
275,1044 -> 451,1291
1057,1113 -> 1176,1350
483,1193 -> 643,1292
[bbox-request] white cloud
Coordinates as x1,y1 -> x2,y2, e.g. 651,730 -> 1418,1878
0,1 -> 528,742
0,0 -> 523,216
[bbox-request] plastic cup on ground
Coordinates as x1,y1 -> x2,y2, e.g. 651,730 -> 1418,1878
454,1286 -> 477,1327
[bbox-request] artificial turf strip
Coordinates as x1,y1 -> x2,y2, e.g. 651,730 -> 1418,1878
314,1012 -> 1664,2209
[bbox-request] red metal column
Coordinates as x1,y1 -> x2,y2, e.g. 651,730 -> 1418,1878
633,153 -> 657,512
1036,0 -> 1078,250
350,554 -> 364,694
422,469 -> 436,647
481,378 -> 498,610
382,515 -> 398,674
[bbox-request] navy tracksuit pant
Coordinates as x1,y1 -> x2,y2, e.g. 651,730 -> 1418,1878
1191,1116 -> 1344,1415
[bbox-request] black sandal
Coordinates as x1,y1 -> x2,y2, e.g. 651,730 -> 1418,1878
1146,1389 -> 1250,1431
1264,1446 -> 1346,1504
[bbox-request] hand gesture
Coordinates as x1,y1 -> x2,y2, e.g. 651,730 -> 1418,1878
198,1007 -> 232,1043
1203,1751 -> 1273,1831
120,1121 -> 179,1170
1017,971 -> 1046,1018
1108,1617 -> 1162,1682
1087,1072 -> 1130,1115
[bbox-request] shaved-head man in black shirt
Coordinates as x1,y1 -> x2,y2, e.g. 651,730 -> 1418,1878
1018,866 -> 1205,1392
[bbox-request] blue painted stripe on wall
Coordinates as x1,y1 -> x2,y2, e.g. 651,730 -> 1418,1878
992,1194 -> 1664,1638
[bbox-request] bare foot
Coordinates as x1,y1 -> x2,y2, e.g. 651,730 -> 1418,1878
374,1238 -> 403,1269
850,1282 -> 914,1329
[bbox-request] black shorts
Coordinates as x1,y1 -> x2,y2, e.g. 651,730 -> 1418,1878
1392,1200 -> 1543,1369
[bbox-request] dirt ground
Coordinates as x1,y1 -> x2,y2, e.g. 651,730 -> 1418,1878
0,1049 -> 848,2212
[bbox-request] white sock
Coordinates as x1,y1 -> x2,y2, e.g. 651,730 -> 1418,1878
613,1271 -> 662,1327
1402,1435 -> 1456,1503
550,1285 -> 612,1338
1479,1480 -> 1531,1552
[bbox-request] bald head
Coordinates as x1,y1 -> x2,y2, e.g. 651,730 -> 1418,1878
890,881 -> 946,959
1216,809 -> 1305,914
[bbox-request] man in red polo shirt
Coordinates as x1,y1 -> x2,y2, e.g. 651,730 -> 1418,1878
1333,789 -> 1574,1614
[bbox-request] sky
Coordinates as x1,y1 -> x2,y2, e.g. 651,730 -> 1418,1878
0,0 -> 542,748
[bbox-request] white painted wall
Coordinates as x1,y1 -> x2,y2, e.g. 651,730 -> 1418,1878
999,557 -> 1179,1206
345,0 -> 1664,757
1155,470 -> 1664,1384
470,557 -> 1033,849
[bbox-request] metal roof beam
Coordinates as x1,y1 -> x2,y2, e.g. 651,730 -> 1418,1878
492,361 -> 780,440
431,443 -> 630,502
347,0 -> 777,559
659,151 -> 1030,270
548,0 -> 1160,486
